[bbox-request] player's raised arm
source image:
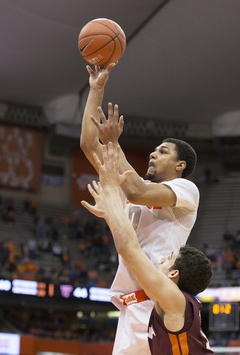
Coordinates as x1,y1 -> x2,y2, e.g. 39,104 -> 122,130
80,64 -> 116,172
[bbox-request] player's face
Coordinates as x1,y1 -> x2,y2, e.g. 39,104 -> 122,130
157,250 -> 179,275
145,142 -> 179,182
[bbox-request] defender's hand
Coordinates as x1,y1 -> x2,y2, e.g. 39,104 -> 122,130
90,103 -> 124,145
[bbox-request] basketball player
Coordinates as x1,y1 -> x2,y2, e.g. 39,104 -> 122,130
81,143 -> 214,355
80,64 -> 199,354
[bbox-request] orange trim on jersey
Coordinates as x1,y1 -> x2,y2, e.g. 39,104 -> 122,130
179,332 -> 189,355
168,334 -> 181,355
126,199 -> 162,210
120,289 -> 150,306
168,332 -> 189,355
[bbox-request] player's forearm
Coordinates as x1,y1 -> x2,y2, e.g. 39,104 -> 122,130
80,86 -> 104,150
104,188 -> 140,255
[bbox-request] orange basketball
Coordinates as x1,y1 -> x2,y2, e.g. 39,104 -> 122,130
78,18 -> 126,66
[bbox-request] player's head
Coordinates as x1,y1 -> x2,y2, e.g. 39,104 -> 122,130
145,138 -> 197,182
169,245 -> 212,295
162,138 -> 197,178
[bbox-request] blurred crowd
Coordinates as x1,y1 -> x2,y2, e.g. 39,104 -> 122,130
201,228 -> 240,285
0,196 -> 118,289
1,305 -> 116,342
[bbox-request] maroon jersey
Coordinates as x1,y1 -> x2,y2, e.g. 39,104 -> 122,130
148,291 -> 214,355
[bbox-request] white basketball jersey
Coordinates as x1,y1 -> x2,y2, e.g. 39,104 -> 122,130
110,178 -> 199,309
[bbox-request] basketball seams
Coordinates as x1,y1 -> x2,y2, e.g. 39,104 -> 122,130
81,40 -> 116,61
111,21 -> 126,54
79,33 -> 116,41
92,20 -> 120,36
79,34 -> 125,56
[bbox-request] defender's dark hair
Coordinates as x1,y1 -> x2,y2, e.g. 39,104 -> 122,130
170,245 -> 212,296
162,138 -> 197,178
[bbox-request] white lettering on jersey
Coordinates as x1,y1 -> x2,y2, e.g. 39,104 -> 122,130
148,326 -> 156,339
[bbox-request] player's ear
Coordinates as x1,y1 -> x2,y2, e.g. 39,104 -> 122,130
168,269 -> 179,280
176,160 -> 186,173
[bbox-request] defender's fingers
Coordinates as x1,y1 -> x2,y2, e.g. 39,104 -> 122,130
90,115 -> 100,127
107,142 -> 114,158
119,116 -> 124,130
87,183 -> 98,198
92,180 -> 101,191
113,104 -> 119,120
81,200 -> 92,211
102,144 -> 109,164
108,102 -> 114,117
122,170 -> 135,179
113,145 -> 120,168
98,107 -> 107,122
93,152 -> 103,168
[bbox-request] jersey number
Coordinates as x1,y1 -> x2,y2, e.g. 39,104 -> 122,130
129,206 -> 141,230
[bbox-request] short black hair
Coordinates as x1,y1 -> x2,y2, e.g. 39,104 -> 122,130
170,245 -> 212,296
162,138 -> 197,178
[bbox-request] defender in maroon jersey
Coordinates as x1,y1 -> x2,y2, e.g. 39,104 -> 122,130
148,290 -> 213,354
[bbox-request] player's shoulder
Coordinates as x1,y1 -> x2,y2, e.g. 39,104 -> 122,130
162,178 -> 198,191
182,290 -> 202,308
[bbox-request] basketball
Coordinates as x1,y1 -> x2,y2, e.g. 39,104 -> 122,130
78,18 -> 126,66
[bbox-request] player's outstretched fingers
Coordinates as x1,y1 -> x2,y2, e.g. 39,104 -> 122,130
90,115 -> 100,128
81,200 -> 92,211
106,62 -> 117,73
93,152 -> 104,169
97,107 -> 107,123
100,145 -> 108,167
113,104 -> 120,123
87,182 -> 98,199
92,180 -> 101,192
108,102 -> 114,119
86,65 -> 95,75
113,145 -> 120,169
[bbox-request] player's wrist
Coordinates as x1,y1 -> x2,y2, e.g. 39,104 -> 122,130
89,85 -> 105,91
102,186 -> 119,194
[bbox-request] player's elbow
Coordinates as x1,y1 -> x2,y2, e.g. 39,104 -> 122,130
80,134 -> 87,152
80,134 -> 95,155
